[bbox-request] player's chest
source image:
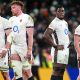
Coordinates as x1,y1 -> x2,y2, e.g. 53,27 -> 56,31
56,22 -> 68,35
11,17 -> 26,26
56,22 -> 68,31
11,18 -> 26,33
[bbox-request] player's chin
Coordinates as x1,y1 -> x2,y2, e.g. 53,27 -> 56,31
60,14 -> 64,18
12,13 -> 15,16
59,17 -> 64,20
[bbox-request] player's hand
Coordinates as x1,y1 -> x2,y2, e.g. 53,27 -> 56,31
0,51 -> 6,58
1,50 -> 6,58
24,50 -> 34,64
24,50 -> 32,61
77,75 -> 80,80
57,45 -> 64,50
27,53 -> 32,61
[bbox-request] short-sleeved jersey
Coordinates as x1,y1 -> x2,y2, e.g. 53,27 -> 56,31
49,17 -> 69,48
0,16 -> 10,49
75,25 -> 80,35
8,13 -> 34,46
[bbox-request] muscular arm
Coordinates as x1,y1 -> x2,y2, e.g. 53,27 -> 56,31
43,28 -> 57,48
4,29 -> 12,49
25,27 -> 34,62
43,28 -> 64,50
0,29 -> 12,58
26,27 -> 34,53
74,34 -> 80,68
74,34 -> 80,59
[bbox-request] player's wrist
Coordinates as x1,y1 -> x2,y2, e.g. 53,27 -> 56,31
2,47 -> 9,52
28,47 -> 32,51
28,47 -> 32,53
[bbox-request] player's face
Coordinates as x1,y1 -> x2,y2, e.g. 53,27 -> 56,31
11,4 -> 21,16
56,7 -> 65,19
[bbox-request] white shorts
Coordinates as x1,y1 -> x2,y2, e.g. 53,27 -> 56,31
11,44 -> 31,70
0,52 -> 9,72
51,47 -> 69,64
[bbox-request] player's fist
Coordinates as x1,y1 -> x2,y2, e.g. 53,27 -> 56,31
0,51 -> 6,58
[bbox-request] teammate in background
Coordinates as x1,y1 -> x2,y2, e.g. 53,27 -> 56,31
43,6 -> 70,80
1,1 -> 34,80
0,13 -> 11,80
74,25 -> 80,80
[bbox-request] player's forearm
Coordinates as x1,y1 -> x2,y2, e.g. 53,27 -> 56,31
26,28 -> 34,52
74,36 -> 80,58
5,29 -> 11,36
74,35 -> 80,68
43,28 -> 57,48
76,47 -> 80,67
44,34 -> 57,48
0,42 -> 11,58
75,47 -> 80,57
27,35 -> 33,52
5,42 -> 11,49
2,42 -> 11,53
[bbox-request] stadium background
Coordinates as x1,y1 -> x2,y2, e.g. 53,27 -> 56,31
0,0 -> 80,80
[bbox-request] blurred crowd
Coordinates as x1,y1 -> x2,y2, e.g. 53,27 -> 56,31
0,0 -> 79,79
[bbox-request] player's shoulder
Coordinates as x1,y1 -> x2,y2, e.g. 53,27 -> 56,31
63,19 -> 68,24
23,13 -> 34,23
0,16 -> 8,21
75,25 -> 80,34
22,13 -> 31,18
51,17 -> 58,24
76,25 -> 80,30
52,17 -> 57,21
77,25 -> 80,28
9,16 -> 16,21
23,13 -> 33,20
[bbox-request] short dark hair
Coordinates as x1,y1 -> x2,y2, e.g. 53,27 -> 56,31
56,5 -> 64,11
10,1 -> 24,10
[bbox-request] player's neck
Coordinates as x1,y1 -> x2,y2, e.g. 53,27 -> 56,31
57,17 -> 63,20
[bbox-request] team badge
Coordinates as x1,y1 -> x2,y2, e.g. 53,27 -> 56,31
20,19 -> 22,22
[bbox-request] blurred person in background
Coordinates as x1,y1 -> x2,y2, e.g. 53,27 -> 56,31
43,5 -> 70,80
0,3 -> 11,80
32,39 -> 40,80
0,1 -> 34,80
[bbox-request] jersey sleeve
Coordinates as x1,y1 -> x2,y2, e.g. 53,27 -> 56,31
48,20 -> 56,31
75,25 -> 80,35
3,18 -> 11,29
26,15 -> 34,28
8,17 -> 13,28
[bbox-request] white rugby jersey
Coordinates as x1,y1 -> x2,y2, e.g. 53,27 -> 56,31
75,25 -> 80,35
49,17 -> 69,48
8,13 -> 34,46
0,16 -> 10,49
